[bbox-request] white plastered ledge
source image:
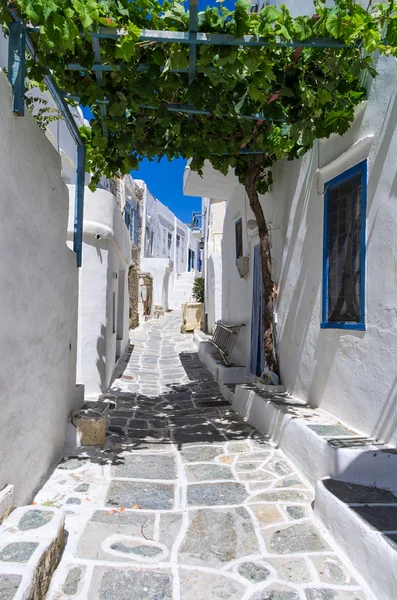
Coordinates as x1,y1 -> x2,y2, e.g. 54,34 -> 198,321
316,134 -> 374,193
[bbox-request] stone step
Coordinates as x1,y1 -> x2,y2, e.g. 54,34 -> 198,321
314,477 -> 397,600
0,506 -> 65,599
228,382 -> 397,493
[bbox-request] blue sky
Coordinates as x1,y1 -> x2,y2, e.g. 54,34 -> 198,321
84,0 -> 237,223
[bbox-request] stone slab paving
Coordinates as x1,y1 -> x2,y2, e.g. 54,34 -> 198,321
33,311 -> 373,600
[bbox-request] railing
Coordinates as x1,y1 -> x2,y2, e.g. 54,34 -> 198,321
210,322 -> 245,366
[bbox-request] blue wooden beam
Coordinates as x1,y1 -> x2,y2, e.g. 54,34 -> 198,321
7,21 -> 26,115
92,27 -> 349,48
66,62 -> 214,74
188,0 -> 198,85
138,103 -> 285,121
74,146 -> 86,268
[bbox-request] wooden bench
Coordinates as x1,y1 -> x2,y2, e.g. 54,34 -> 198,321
210,322 -> 245,366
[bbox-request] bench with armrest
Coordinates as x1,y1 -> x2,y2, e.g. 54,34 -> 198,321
210,322 -> 245,366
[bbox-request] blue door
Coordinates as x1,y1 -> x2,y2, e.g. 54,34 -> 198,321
188,249 -> 192,272
249,244 -> 264,376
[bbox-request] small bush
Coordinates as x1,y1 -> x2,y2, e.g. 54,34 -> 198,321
192,277 -> 204,303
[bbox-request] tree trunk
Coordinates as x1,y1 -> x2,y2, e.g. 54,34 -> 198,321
244,155 -> 277,373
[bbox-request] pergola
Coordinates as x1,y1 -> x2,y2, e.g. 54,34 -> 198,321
6,1 -> 351,266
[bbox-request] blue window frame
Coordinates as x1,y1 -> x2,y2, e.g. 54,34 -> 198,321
235,218 -> 243,261
321,161 -> 367,331
124,202 -> 131,232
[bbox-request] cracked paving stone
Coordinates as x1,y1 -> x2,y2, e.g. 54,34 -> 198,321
267,522 -> 330,554
18,509 -> 54,531
180,447 -> 225,464
112,453 -> 176,480
76,513 -> 156,562
107,481 -> 175,510
58,457 -> 90,470
275,478 -> 304,488
110,542 -> 162,557
310,556 -> 355,586
186,463 -> 234,482
251,505 -> 284,526
251,490 -> 309,503
125,419 -> 149,429
249,586 -> 300,599
237,562 -> 271,583
62,566 -> 84,595
75,483 -> 90,493
285,506 -> 306,520
0,574 -> 22,599
179,569 -> 245,599
0,542 -> 38,563
268,460 -> 292,476
173,426 -> 225,445
90,567 -> 172,600
267,557 -> 311,584
187,482 -> 247,506
179,507 -> 258,567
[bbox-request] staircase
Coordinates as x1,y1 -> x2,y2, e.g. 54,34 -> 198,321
168,271 -> 196,309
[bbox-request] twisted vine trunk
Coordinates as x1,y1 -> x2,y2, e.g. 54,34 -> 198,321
244,155 -> 277,373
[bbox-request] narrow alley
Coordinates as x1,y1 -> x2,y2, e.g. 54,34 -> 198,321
27,311 -> 370,600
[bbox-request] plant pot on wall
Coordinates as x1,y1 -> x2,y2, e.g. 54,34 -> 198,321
181,302 -> 204,333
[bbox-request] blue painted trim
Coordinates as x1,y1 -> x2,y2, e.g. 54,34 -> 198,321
235,218 -> 242,261
74,146 -> 86,268
90,27 -> 350,48
322,160 -> 367,331
320,321 -> 366,331
8,21 -> 26,116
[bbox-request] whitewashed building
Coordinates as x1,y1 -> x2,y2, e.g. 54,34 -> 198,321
185,5 -> 397,594
0,70 -> 78,505
185,3 -> 397,451
138,181 -> 202,317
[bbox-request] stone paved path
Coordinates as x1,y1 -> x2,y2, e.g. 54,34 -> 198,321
38,311 -> 371,600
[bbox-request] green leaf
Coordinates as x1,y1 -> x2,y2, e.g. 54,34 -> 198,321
261,5 -> 282,23
326,13 -> 343,38
248,85 -> 263,102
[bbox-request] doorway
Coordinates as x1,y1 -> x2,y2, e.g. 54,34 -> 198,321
249,244 -> 264,377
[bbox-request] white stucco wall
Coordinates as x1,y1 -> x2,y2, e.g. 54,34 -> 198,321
67,186 -> 131,398
203,53 -> 397,447
268,55 -> 397,446
141,257 -> 172,309
0,72 -> 78,504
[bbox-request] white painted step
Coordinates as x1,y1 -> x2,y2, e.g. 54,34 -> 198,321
314,477 -> 397,600
0,506 -> 65,599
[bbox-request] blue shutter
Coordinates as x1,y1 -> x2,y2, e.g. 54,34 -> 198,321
124,203 -> 131,231
133,209 -> 139,246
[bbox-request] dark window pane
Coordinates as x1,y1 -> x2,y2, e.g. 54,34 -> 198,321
235,220 -> 243,260
327,173 -> 363,323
